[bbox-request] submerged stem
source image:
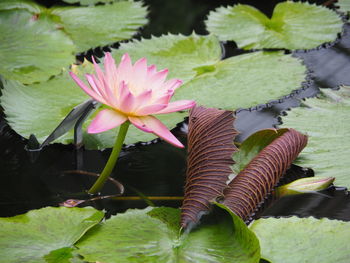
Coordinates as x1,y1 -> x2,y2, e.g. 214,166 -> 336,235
88,121 -> 130,194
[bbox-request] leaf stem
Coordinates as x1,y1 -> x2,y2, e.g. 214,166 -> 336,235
88,121 -> 130,194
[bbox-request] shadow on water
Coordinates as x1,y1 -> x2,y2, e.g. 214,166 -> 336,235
0,0 -> 350,223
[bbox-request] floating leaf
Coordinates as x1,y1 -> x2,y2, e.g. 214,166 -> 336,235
337,0 -> 350,14
206,2 -> 343,50
51,1 -> 147,52
62,0 -> 115,5
0,63 -> 186,149
1,35 -> 306,149
76,205 -> 260,263
113,35 -> 306,108
281,87 -> 350,188
0,206 -> 104,263
173,51 -> 306,109
0,9 -> 76,84
0,0 -> 42,13
232,128 -> 289,174
223,129 -> 308,222
181,106 -> 238,228
250,216 -> 350,263
111,34 -> 223,83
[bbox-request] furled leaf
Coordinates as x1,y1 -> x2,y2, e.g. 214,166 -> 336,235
337,0 -> 350,14
76,205 -> 260,263
51,1 -> 147,52
250,216 -> 350,263
181,106 -> 238,228
0,9 -> 76,84
232,128 -> 289,174
223,129 -> 308,222
206,2 -> 343,50
281,86 -> 350,188
0,206 -> 104,263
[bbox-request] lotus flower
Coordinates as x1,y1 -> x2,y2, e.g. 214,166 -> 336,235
70,52 -> 195,148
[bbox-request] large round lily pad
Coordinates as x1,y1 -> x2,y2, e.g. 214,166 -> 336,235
206,2 -> 343,50
51,1 -> 147,52
0,9 -> 76,84
281,87 -> 350,188
1,34 -> 306,149
0,206 -> 103,263
250,216 -> 350,263
76,205 -> 260,263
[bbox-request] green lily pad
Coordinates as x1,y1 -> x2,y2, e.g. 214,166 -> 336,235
0,64 -> 187,149
206,2 -> 343,50
337,0 -> 350,14
281,87 -> 350,188
174,51 -> 306,109
76,205 -> 260,263
1,34 -> 306,149
0,9 -> 76,84
232,128 -> 289,174
111,34 -> 223,83
113,34 -> 306,108
250,216 -> 350,263
51,1 -> 147,52
0,206 -> 104,263
62,0 -> 115,5
0,0 -> 42,13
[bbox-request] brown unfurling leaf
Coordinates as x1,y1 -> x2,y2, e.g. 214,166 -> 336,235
223,128 -> 308,222
180,106 -> 238,229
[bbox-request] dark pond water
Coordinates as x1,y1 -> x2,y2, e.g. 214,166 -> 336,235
1,0 -> 350,225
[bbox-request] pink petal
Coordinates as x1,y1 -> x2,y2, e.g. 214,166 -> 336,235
86,74 -> 103,97
134,89 -> 152,106
128,116 -> 152,132
69,72 -> 106,103
91,55 -> 106,83
92,55 -> 117,105
104,53 -> 118,86
117,53 -> 132,81
135,104 -> 168,116
162,79 -> 183,93
131,116 -> 184,148
118,81 -> 135,113
155,100 -> 196,114
87,109 -> 127,134
147,65 -> 157,75
133,58 -> 148,78
130,58 -> 148,95
153,92 -> 173,104
147,69 -> 168,90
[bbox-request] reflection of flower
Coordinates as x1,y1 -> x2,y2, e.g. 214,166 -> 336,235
70,52 -> 195,148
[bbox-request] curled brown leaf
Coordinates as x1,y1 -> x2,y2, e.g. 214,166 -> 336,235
180,106 -> 238,228
223,128 -> 308,222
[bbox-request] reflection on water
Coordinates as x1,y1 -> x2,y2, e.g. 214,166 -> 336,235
261,187 -> 350,221
1,119 -> 350,222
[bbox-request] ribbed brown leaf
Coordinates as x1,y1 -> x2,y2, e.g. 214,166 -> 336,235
181,106 -> 238,228
223,128 -> 308,222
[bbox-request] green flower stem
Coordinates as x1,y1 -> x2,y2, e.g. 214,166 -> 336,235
88,121 -> 130,194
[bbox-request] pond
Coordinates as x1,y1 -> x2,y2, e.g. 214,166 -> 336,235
1,0 -> 350,262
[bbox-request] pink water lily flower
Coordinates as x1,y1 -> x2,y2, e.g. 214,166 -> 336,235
70,52 -> 195,148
